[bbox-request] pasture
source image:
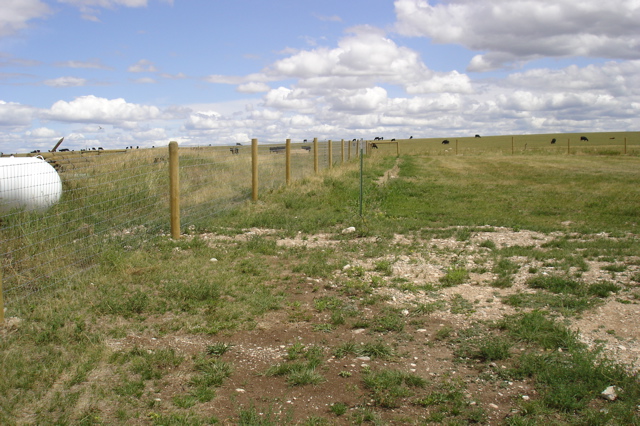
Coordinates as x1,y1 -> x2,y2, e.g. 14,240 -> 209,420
1,133 -> 639,425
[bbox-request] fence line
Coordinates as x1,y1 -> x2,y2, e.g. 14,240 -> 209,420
3,134 -> 635,317
0,138 -> 361,317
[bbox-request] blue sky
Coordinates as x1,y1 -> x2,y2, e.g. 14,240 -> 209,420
1,0 -> 639,153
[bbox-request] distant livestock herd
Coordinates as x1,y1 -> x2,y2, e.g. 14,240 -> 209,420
25,135 -> 600,158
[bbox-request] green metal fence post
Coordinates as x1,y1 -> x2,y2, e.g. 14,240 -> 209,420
169,141 -> 180,239
252,138 -> 258,201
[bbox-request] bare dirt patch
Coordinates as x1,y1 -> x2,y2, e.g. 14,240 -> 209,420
94,226 -> 640,424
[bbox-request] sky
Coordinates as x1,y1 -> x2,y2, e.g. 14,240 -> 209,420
1,0 -> 639,153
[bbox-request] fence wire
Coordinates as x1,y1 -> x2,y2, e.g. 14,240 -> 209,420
0,140 -> 359,308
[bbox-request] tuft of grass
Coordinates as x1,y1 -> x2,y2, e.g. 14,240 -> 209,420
206,342 -> 233,357
110,346 -> 184,381
601,263 -> 626,273
373,259 -> 394,276
449,294 -> 475,315
439,267 -> 469,287
479,239 -> 496,250
333,340 -> 395,360
187,357 -> 233,402
362,369 -> 427,408
587,281 -> 620,297
498,311 -> 582,351
329,402 -> 349,416
372,308 -> 405,332
265,343 -> 325,386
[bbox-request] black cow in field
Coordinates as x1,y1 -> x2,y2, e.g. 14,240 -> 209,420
409,136 -> 413,139
580,136 -> 589,141
442,140 -> 450,145
371,143 -> 378,149
391,138 -> 396,141
475,134 -> 481,138
230,147 -> 239,154
551,138 -> 556,144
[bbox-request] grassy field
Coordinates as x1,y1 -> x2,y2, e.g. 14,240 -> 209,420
1,133 -> 640,425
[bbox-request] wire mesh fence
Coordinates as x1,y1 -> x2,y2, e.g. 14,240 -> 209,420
0,139 -> 361,312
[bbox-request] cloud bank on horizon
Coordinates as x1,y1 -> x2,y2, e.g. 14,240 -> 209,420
1,0 -> 639,153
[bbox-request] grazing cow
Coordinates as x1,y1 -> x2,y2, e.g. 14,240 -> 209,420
303,139 -> 308,143
371,143 -> 378,149
409,136 -> 413,139
391,138 -> 396,141
236,143 -> 242,146
609,137 -> 615,140
580,136 -> 589,141
230,147 -> 239,154
352,139 -> 357,142
551,138 -> 556,144
442,140 -> 450,145
475,134 -> 481,138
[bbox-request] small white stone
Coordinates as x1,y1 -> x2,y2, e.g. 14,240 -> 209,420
601,386 -> 618,401
489,403 -> 499,409
522,395 -> 530,401
210,258 -> 218,262
342,227 -> 356,234
236,388 -> 246,393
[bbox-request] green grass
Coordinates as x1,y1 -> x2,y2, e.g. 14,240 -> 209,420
2,137 -> 640,424
362,368 -> 427,408
439,267 -> 469,287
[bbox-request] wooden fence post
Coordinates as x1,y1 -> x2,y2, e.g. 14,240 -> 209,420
328,140 -> 333,169
348,139 -> 352,160
252,138 -> 258,201
341,139 -> 345,164
285,138 -> 291,185
313,137 -> 318,174
169,141 -> 181,240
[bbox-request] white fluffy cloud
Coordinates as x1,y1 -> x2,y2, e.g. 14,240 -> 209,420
0,0 -> 51,37
269,26 -> 433,90
237,82 -> 271,93
394,0 -> 640,71
0,100 -> 37,126
45,95 -> 161,126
